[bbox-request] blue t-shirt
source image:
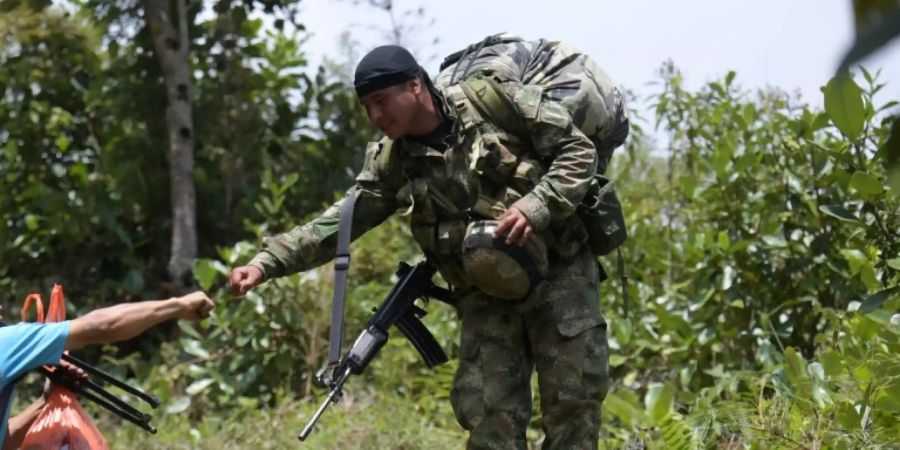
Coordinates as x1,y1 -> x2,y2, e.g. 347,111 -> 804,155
0,321 -> 70,447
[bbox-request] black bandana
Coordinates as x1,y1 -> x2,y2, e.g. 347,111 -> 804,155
354,45 -> 424,98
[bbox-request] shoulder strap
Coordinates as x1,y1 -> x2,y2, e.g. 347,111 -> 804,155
327,186 -> 357,368
459,77 -> 529,140
440,33 -> 522,72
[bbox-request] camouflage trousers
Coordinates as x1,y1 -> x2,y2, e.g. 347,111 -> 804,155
450,248 -> 610,450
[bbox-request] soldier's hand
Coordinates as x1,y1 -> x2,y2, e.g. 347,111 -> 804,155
494,207 -> 534,247
228,266 -> 264,296
174,291 -> 215,321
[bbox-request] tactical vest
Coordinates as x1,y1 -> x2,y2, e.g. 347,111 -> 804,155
386,82 -> 588,293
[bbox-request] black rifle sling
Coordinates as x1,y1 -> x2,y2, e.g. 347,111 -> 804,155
327,186 -> 357,368
617,246 -> 630,319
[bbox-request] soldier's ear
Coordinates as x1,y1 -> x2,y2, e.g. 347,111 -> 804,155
408,77 -> 422,95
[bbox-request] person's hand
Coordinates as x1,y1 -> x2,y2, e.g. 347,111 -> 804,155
174,291 -> 215,321
493,208 -> 534,246
228,266 -> 264,296
43,360 -> 88,398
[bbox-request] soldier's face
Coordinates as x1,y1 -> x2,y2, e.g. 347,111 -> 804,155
360,79 -> 421,139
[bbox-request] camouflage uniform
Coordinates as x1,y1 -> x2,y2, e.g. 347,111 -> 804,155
248,39 -> 613,450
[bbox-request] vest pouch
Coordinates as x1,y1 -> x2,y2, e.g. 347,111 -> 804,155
411,222 -> 437,252
436,220 -> 467,256
579,175 -> 627,256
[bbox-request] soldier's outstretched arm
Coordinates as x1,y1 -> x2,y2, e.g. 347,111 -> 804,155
231,141 -> 403,293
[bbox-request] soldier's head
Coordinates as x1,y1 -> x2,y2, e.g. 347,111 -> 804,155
354,45 -> 438,139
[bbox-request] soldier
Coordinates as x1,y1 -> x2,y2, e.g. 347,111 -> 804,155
229,39 -> 613,450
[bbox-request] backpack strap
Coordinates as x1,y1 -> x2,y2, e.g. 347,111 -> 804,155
440,33 -> 522,71
458,77 -> 529,140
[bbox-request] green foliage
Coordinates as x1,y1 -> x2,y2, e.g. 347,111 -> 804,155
101,393 -> 466,449
596,65 -> 899,448
824,74 -> 865,141
0,1 -> 370,307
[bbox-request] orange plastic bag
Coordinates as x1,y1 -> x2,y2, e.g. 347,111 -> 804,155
19,284 -> 110,450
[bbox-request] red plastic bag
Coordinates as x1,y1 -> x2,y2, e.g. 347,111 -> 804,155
19,284 -> 110,450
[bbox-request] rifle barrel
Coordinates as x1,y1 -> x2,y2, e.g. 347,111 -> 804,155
298,367 -> 351,441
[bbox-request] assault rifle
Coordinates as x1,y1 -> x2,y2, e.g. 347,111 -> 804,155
298,260 -> 453,441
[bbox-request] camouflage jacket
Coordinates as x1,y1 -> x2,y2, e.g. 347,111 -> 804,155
247,79 -> 597,288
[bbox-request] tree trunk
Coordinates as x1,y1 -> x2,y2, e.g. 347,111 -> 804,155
143,0 -> 197,289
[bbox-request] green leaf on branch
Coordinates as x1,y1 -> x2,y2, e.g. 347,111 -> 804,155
784,347 -> 807,384
821,350 -> 844,377
840,249 -> 869,275
186,378 -> 216,396
887,258 -> 900,271
824,74 -> 865,141
874,381 -> 900,412
166,396 -> 191,414
819,204 -> 859,223
859,287 -> 900,313
603,390 -> 648,427
645,382 -> 676,423
849,171 -> 883,199
182,339 -> 210,359
859,264 -> 880,290
194,259 -> 220,291
717,230 -> 730,251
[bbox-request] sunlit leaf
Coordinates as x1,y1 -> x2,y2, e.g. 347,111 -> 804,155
840,249 -> 870,275
193,259 -> 220,291
886,258 -> 900,271
819,204 -> 859,223
824,74 -> 865,141
645,382 -> 676,423
821,350 -> 844,377
166,396 -> 191,414
849,171 -> 883,199
603,390 -> 647,427
182,339 -> 210,359
186,378 -> 215,396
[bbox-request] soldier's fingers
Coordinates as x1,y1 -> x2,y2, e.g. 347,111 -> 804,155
228,271 -> 241,289
493,215 -> 514,238
229,269 -> 242,283
519,225 -> 533,246
230,270 -> 248,294
506,218 -> 527,245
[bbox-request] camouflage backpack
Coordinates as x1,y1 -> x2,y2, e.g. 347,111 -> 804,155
435,33 -> 629,257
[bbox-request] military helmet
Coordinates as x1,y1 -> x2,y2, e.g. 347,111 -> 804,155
461,220 -> 549,300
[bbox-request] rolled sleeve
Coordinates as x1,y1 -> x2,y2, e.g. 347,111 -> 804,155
503,84 -> 597,231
